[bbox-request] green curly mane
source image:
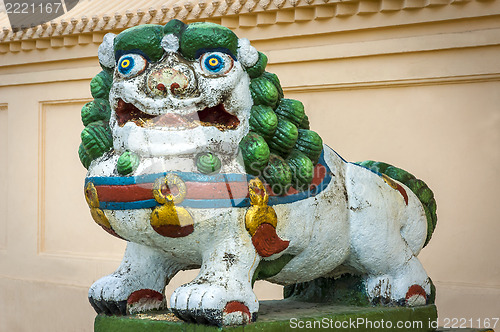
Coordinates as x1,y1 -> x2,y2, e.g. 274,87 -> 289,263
78,20 -> 323,195
239,52 -> 323,195
78,69 -> 113,169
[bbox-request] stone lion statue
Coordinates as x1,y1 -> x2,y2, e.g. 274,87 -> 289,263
79,20 -> 437,326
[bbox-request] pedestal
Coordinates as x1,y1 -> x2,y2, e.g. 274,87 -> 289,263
94,299 -> 467,332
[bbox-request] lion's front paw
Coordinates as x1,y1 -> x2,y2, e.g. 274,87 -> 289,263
89,274 -> 166,315
170,283 -> 258,326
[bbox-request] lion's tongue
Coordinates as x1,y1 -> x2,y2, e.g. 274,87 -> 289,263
153,113 -> 189,127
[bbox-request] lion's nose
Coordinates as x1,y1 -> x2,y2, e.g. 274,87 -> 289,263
155,82 -> 181,94
147,65 -> 196,97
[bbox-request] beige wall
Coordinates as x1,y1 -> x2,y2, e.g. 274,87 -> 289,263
0,1 -> 499,330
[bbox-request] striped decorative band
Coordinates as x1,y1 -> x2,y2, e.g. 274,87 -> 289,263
85,152 -> 332,210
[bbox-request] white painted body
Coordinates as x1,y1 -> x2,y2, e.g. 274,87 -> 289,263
87,30 -> 432,326
88,145 -> 430,323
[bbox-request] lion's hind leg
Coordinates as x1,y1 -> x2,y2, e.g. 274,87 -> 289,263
347,212 -> 432,306
345,163 -> 432,306
362,253 -> 432,306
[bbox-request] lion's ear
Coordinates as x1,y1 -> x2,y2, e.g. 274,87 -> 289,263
237,38 -> 259,68
98,33 -> 116,69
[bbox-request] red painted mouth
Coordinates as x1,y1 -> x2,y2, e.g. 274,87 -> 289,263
115,99 -> 240,131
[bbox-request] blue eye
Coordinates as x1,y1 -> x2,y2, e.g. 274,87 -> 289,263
118,57 -> 134,74
200,52 -> 234,76
117,54 -> 147,78
204,54 -> 224,72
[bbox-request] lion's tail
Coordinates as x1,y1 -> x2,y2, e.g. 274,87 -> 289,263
355,161 -> 437,248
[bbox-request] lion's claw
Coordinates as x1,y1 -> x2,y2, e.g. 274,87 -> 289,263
171,283 -> 258,326
89,297 -> 127,315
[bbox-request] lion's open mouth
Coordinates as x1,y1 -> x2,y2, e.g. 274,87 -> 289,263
115,99 -> 240,131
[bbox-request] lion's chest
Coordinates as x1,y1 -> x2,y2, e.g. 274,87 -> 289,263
84,154 -> 252,256
84,150 -> 341,264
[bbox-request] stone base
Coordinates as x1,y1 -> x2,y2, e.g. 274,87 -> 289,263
94,300 -> 489,332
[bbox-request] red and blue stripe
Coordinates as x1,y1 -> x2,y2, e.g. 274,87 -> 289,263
84,152 -> 332,210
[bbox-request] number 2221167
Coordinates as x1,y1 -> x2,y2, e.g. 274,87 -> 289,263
5,2 -> 63,14
442,318 -> 499,329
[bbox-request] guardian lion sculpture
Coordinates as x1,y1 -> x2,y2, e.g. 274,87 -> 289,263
80,20 -> 437,326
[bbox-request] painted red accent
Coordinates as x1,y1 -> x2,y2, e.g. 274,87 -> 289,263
225,179 -> 235,201
96,182 -> 248,202
405,284 -> 427,300
225,181 -> 250,199
186,182 -> 232,199
170,83 -> 180,94
156,83 -> 166,91
223,301 -> 251,319
127,289 -> 164,305
197,104 -> 240,129
395,183 -> 409,205
312,164 -> 327,186
152,224 -> 194,238
115,99 -> 155,127
101,225 -> 124,240
97,183 -> 153,202
252,223 -> 289,257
